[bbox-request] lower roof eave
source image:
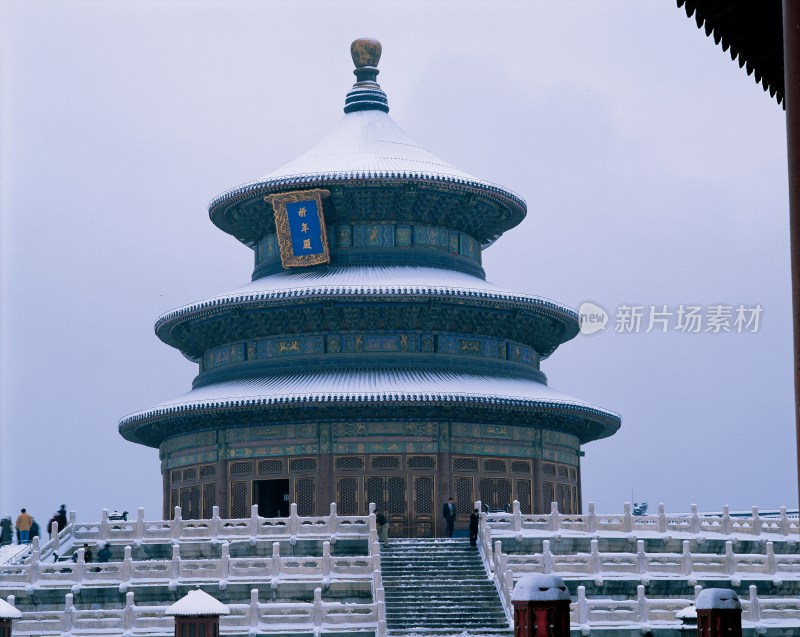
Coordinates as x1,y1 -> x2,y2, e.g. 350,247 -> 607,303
118,370 -> 621,448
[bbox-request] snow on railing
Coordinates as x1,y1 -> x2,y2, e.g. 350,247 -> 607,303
478,500 -> 800,633
571,584 -> 800,631
475,499 -> 513,626
494,538 -> 800,584
0,539 -> 377,588
6,588 -> 377,636
485,501 -> 799,539
47,503 -> 370,553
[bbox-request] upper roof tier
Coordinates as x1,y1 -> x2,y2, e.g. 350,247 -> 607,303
209,39 -> 527,248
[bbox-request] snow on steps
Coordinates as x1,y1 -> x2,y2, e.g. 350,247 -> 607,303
380,539 -> 511,637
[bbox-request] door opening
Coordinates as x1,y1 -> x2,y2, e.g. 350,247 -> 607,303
253,479 -> 290,517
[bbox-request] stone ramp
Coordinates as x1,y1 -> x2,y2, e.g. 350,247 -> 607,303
380,539 -> 511,637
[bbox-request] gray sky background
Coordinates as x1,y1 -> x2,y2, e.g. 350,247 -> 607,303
1,1 -> 794,524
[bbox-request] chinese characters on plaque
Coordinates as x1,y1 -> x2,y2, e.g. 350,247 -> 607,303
265,189 -> 331,268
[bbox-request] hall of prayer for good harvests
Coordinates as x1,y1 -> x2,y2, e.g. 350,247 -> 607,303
118,38 -> 621,537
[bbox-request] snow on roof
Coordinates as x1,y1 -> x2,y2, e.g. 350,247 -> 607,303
695,588 -> 741,610
155,266 -> 578,330
165,589 -> 230,616
0,597 -> 22,619
209,109 -> 524,214
119,368 -> 621,428
511,574 -> 571,602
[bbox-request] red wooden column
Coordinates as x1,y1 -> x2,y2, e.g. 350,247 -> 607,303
695,589 -> 742,637
511,574 -> 571,637
0,598 -> 22,637
165,588 -> 230,637
784,0 -> 800,511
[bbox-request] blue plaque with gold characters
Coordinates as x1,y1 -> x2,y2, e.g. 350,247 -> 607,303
265,189 -> 331,268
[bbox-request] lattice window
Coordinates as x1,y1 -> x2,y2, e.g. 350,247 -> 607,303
200,464 -> 216,479
289,458 -> 317,472
516,480 -> 532,514
408,456 -> 435,470
572,486 -> 579,513
295,478 -> 315,516
387,477 -> 406,515
180,486 -> 201,519
414,476 -> 434,515
453,457 -> 478,472
336,456 -> 364,471
557,484 -> 571,514
171,470 -> 181,485
455,477 -> 473,513
497,479 -> 512,511
180,487 -> 191,515
511,460 -> 531,474
558,465 -> 569,479
484,459 -> 506,473
183,467 -> 197,482
569,467 -> 577,481
479,479 -> 494,509
230,461 -> 253,476
202,483 -> 215,519
543,482 -> 555,509
337,477 -> 358,515
258,459 -> 283,474
230,481 -> 249,518
543,463 -> 557,476
370,456 -> 400,470
170,489 -> 178,516
365,476 -> 384,511
189,485 -> 201,520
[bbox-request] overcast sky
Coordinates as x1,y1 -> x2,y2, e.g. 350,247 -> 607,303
1,1 -> 794,524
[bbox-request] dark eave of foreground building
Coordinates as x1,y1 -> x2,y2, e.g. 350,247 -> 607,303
677,0 -> 785,106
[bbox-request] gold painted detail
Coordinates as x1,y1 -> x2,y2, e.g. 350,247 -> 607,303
265,189 -> 331,268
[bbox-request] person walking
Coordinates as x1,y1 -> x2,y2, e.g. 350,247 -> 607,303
29,518 -> 40,543
55,505 -> 68,532
97,543 -> 112,563
375,510 -> 389,547
15,509 -> 33,544
469,508 -> 480,546
0,518 -> 12,546
442,497 -> 457,538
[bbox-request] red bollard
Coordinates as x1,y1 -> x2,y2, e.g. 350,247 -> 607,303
166,588 -> 230,637
511,574 -> 571,637
696,588 -> 742,637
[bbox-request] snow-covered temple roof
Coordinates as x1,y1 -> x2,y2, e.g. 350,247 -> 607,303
154,266 -> 579,348
119,368 -> 620,442
208,108 -> 525,215
209,39 -> 526,247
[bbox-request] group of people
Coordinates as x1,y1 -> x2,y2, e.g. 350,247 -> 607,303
443,497 -> 481,545
373,497 -> 481,547
0,505 -> 68,546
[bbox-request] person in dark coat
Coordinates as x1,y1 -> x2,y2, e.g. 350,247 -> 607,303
97,543 -> 112,563
48,514 -> 59,538
442,497 -> 457,538
0,518 -> 12,546
72,543 -> 93,563
375,511 -> 389,547
469,508 -> 480,546
55,505 -> 68,532
29,519 -> 40,543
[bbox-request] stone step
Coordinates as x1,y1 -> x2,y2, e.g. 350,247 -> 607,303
380,539 -> 509,636
388,630 -> 512,634
385,611 -> 507,619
